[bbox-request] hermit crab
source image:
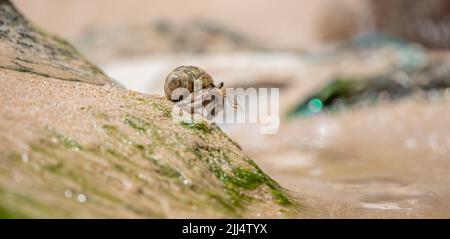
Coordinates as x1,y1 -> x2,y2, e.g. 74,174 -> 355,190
164,66 -> 237,119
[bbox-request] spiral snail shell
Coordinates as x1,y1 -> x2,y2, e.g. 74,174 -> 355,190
164,66 -> 237,120
164,65 -> 223,101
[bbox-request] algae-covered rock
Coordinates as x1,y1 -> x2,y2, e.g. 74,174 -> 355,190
0,0 -> 115,86
290,60 -> 450,117
0,0 -> 297,218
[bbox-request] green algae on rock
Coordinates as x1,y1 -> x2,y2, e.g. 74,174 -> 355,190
290,60 -> 450,117
0,92 -> 298,218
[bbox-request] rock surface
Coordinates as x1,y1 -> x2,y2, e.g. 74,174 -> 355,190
0,0 -> 113,86
0,0 -> 297,218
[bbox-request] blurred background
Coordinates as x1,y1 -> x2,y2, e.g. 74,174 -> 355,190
13,0 -> 450,217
